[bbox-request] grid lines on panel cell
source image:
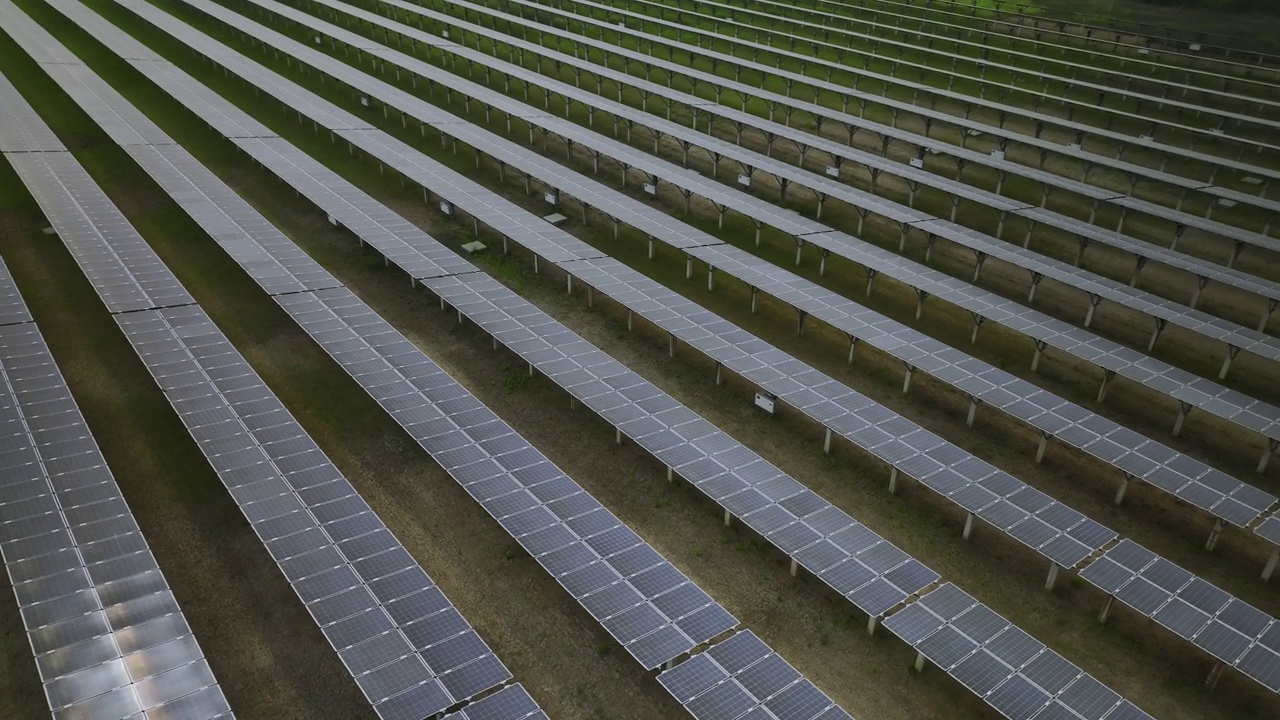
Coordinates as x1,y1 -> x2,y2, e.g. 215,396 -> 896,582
32,3 -> 1135,717
287,0 -> 1280,504
658,630 -> 852,720
367,0 -> 1280,277
419,270 -> 939,619
883,584 -> 1153,720
431,0 -> 1280,223
111,305 -> 509,719
274,286 -> 734,670
0,268 -> 230,718
1078,539 -> 1280,693
171,0 -> 1279,544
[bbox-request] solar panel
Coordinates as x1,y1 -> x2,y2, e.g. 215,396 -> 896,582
884,584 -> 1153,720
659,631 -> 852,720
234,0 -> 1280,541
0,263 -> 230,718
1078,539 -> 1280,692
0,22 -> 521,716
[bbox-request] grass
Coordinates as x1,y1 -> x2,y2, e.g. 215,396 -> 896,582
9,0 -> 1280,717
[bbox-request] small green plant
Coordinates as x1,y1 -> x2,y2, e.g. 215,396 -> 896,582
595,643 -> 611,656
502,549 -> 515,561
498,362 -> 528,395
693,548 -> 702,557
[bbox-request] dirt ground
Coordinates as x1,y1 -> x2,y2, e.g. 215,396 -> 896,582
2,1 -> 1280,720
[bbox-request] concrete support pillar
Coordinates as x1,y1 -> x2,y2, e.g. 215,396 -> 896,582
668,333 -> 675,358
915,290 -> 928,320
1130,256 -> 1148,287
1258,439 -> 1279,473
823,427 -> 833,455
1035,434 -> 1050,464
1205,662 -> 1226,689
913,651 -> 926,672
1173,402 -> 1192,437
1099,596 -> 1115,623
790,558 -> 798,577
1205,519 -> 1224,552
1031,341 -> 1048,373
1097,370 -> 1116,403
1262,547 -> 1280,581
888,468 -> 899,495
1218,345 -> 1241,380
1115,474 -> 1134,505
1190,276 -> 1209,310
1028,272 -> 1044,305
750,287 -> 759,314
902,366 -> 915,394
1084,294 -> 1102,328
970,314 -> 984,345
724,509 -> 732,526
867,616 -> 879,636
962,513 -> 975,540
966,397 -> 978,427
1045,563 -> 1060,591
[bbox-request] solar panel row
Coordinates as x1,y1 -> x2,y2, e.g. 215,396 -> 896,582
126,0 -> 1280,703
0,132 -> 233,718
883,584 -> 1151,720
0,32 -> 524,720
0,284 -> 232,720
1080,539 -> 1280,692
7,4 -> 795,705
336,0 -> 1280,348
122,306 -> 513,719
513,0 -> 1280,151
681,0 -> 1280,103
294,0 -> 1280,533
61,0 -> 942,639
658,631 -> 853,720
203,0 -> 1280,545
72,6 -> 1160,717
865,0 -> 1280,66
605,0 -> 1280,120
394,0 -> 1280,288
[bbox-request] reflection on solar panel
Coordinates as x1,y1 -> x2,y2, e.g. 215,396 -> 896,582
0,20 -> 524,717
8,0 -> 752,699
176,0 -> 1278,551
22,0 -> 1169,714
883,584 -> 1154,720
659,631 -> 853,720
277,286 -> 738,669
0,260 -> 232,720
1079,540 -> 1280,693
117,306 -> 513,717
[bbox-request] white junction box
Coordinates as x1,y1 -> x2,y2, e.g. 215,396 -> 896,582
643,182 -> 657,196
544,191 -> 558,206
754,391 -> 777,415
439,201 -> 454,217
737,174 -> 751,188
